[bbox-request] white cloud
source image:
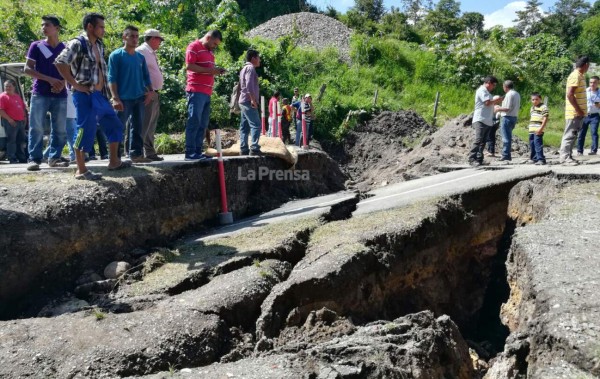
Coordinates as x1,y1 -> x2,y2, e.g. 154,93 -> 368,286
484,1 -> 528,29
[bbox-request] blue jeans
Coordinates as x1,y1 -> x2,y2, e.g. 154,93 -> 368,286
2,119 -> 27,162
28,95 -> 67,162
295,119 -> 313,146
239,101 -> 261,154
500,116 -> 517,160
185,92 -> 211,157
577,113 -> 600,153
529,133 -> 545,163
118,96 -> 145,158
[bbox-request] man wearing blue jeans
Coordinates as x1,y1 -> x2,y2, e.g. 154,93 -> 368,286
495,80 -> 521,163
25,15 -> 69,171
576,76 -> 600,156
184,30 -> 224,160
238,49 -> 262,156
108,25 -> 153,163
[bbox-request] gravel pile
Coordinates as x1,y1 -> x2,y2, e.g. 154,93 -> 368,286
246,12 -> 351,60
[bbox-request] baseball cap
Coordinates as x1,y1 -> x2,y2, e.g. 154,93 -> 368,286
305,93 -> 311,98
143,29 -> 164,41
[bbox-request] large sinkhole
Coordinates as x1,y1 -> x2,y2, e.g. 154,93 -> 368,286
0,179 -> 532,378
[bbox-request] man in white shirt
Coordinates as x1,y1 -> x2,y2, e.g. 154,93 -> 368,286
136,29 -> 164,161
576,75 -> 600,156
467,76 -> 504,167
494,80 -> 521,162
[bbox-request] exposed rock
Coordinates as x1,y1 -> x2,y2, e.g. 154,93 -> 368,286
0,258 -> 292,377
140,311 -> 474,379
37,296 -> 90,317
104,261 -> 131,279
493,179 -> 600,377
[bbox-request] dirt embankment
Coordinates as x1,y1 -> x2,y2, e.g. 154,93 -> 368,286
325,111 -> 534,192
0,151 -> 344,318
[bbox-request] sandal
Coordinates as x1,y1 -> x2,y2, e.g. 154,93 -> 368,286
108,160 -> 132,171
75,170 -> 103,180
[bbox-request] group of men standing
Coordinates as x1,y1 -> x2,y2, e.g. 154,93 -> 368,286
468,56 -> 596,167
6,14 -> 166,179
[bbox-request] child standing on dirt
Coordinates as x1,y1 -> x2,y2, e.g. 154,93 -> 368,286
528,92 -> 548,165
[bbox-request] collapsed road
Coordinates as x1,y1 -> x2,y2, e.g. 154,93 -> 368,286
2,153 -> 600,378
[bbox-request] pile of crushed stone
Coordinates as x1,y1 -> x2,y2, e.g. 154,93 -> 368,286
325,112 -> 539,192
245,12 -> 351,60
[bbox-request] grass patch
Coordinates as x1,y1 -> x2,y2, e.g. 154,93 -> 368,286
92,308 -> 106,321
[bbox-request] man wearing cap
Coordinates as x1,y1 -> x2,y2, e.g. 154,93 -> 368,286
184,30 -> 225,161
137,29 -> 164,161
24,15 -> 69,171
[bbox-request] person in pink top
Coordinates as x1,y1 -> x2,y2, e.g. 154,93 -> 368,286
0,79 -> 28,163
184,30 -> 225,161
268,90 -> 280,137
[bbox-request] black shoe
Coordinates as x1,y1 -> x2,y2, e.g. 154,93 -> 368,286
249,150 -> 264,157
146,154 -> 164,161
101,155 -> 109,160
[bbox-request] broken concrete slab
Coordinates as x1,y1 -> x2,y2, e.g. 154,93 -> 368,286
496,180 -> 600,378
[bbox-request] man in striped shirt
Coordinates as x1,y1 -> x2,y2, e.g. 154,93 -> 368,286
559,56 -> 590,165
184,30 -> 225,161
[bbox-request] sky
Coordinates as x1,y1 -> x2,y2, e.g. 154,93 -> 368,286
310,0 -> 593,29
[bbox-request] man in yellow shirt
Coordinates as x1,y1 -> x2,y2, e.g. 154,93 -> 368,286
560,56 -> 590,165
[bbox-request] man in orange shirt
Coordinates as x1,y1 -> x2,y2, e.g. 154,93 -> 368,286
184,30 -> 225,161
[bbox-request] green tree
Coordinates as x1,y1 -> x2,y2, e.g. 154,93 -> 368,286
378,7 -> 421,42
352,0 -> 385,22
461,12 -> 484,35
571,14 -> 600,61
400,0 -> 429,24
541,0 -> 590,46
514,0 -> 544,37
324,5 -> 339,19
423,0 -> 463,39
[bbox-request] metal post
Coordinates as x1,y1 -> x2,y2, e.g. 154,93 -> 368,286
432,91 -> 440,126
261,96 -> 266,136
215,129 -> 233,225
373,88 -> 379,106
